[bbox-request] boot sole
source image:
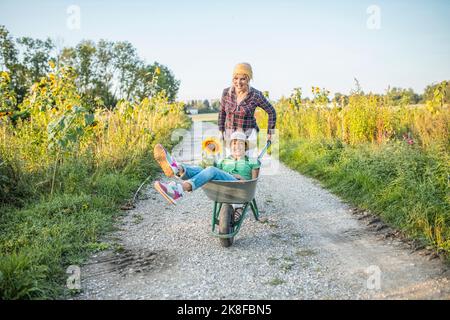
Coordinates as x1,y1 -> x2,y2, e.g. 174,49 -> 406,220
154,182 -> 177,205
154,144 -> 175,177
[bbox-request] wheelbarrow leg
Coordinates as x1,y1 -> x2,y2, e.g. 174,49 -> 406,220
211,201 -> 222,233
250,198 -> 260,221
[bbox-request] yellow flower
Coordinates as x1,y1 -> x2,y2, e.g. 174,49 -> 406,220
155,67 -> 161,75
1,71 -> 10,81
202,137 -> 222,155
49,61 -> 55,69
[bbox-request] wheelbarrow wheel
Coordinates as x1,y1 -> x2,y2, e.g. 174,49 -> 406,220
219,204 -> 234,247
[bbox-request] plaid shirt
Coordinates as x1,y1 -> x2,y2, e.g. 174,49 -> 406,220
218,86 -> 276,135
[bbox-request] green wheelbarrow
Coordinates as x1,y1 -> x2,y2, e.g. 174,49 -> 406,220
202,140 -> 271,247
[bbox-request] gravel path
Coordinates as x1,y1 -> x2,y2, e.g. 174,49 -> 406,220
75,122 -> 450,300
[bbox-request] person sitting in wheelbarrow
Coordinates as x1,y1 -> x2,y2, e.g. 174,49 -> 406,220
153,131 -> 260,205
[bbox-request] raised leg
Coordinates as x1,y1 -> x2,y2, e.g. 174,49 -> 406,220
188,166 -> 237,191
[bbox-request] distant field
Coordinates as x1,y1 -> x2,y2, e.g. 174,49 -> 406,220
189,112 -> 218,122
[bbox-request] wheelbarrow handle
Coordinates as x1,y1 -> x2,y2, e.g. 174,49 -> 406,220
257,140 -> 272,161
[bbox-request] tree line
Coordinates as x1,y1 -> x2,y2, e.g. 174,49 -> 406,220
298,78 -> 450,107
0,25 -> 180,111
183,99 -> 220,113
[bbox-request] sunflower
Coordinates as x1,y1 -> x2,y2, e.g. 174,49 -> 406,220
202,137 -> 222,155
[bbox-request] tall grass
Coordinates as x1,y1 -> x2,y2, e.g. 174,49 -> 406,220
256,85 -> 449,255
0,67 -> 189,299
267,88 -> 449,149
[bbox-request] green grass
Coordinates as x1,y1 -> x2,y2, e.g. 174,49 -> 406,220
0,134 -> 186,299
280,138 -> 450,258
0,193 -> 118,299
267,277 -> 285,286
295,249 -> 317,257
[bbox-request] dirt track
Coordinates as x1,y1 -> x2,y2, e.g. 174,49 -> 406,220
75,121 -> 450,300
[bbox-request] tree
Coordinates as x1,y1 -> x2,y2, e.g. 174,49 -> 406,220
0,25 -> 21,105
143,62 -> 180,102
386,87 -> 421,106
203,99 -> 210,110
16,36 -> 55,87
131,62 -> 180,102
333,92 -> 348,107
58,39 -> 180,107
0,25 -> 18,71
0,25 -> 183,109
1,27 -> 56,105
94,39 -> 116,106
74,40 -> 97,93
112,41 -> 141,100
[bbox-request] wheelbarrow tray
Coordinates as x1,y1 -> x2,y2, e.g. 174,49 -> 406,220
202,178 -> 258,204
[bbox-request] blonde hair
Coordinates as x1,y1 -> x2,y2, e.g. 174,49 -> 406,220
228,73 -> 251,96
227,63 -> 253,96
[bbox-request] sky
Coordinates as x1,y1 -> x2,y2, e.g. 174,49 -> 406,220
1,0 -> 449,101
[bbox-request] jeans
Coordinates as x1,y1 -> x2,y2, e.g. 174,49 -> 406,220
180,165 -> 237,191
